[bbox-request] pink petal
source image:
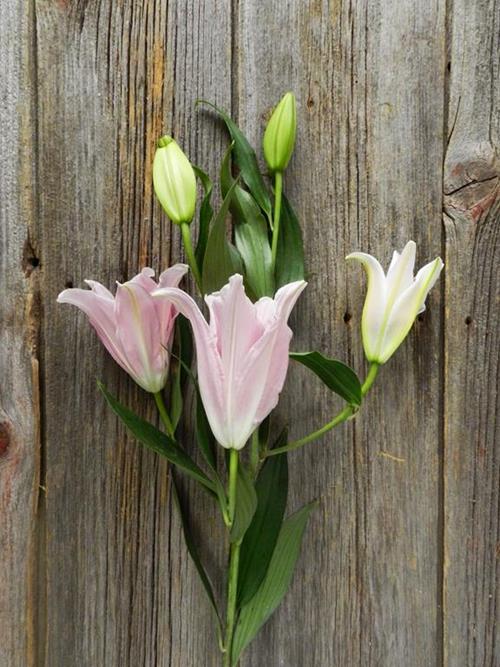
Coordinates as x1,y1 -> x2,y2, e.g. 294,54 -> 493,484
226,280 -> 306,449
205,274 -> 264,366
84,280 -> 115,300
128,267 -> 157,294
273,280 -> 307,322
153,286 -> 226,444
115,282 -> 166,390
230,321 -> 292,449
155,264 -> 189,346
57,287 -> 131,375
158,263 -> 189,288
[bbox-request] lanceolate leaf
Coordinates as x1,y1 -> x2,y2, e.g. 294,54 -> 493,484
231,502 -> 317,665
169,316 -> 193,431
275,195 -> 305,288
220,146 -> 274,299
202,171 -> 243,294
197,100 -> 272,222
230,463 -> 258,544
195,390 -> 217,471
193,165 -> 214,271
237,444 -> 288,606
172,478 -> 222,640
98,382 -> 216,494
290,351 -> 362,407
195,390 -> 229,521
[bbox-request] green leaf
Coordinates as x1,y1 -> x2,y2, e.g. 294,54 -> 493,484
230,463 -> 258,544
220,146 -> 274,299
231,502 -> 316,665
290,351 -> 362,407
258,416 -> 272,457
98,382 -> 216,494
171,478 -> 222,641
169,360 -> 183,432
275,195 -> 305,288
202,165 -> 243,294
169,316 -> 193,431
195,390 -> 217,471
195,390 -> 229,523
193,165 -> 214,271
197,100 -> 272,222
237,442 -> 288,606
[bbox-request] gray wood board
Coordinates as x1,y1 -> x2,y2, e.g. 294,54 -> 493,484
0,2 -> 40,666
0,0 -> 498,665
443,0 -> 500,664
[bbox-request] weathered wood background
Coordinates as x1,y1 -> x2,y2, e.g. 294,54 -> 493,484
1,1 -> 499,665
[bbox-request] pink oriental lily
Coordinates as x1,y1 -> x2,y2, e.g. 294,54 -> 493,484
57,265 -> 188,393
154,274 -> 307,450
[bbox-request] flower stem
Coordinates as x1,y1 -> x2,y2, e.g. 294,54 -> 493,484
180,221 -> 203,293
224,449 -> 240,667
224,540 -> 241,667
266,363 -> 380,457
270,171 -> 283,272
153,391 -> 175,439
227,448 -> 239,524
361,361 -> 379,395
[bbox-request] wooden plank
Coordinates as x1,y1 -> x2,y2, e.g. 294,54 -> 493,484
0,2 -> 40,666
235,1 -> 446,664
443,0 -> 500,663
34,1 -> 230,665
6,0 -> 497,664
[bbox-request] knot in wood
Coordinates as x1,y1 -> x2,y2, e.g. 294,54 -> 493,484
443,141 -> 499,222
0,421 -> 11,457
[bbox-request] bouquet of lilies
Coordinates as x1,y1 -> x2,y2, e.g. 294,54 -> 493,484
58,93 -> 443,665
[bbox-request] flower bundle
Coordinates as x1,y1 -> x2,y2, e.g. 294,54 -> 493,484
58,94 -> 443,665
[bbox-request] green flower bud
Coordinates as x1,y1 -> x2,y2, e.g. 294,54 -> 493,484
263,92 -> 297,173
153,136 -> 197,224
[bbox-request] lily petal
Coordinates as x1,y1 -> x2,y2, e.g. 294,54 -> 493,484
346,252 -> 387,361
115,282 -> 165,392
205,274 -> 264,360
380,256 -> 443,363
57,287 -> 131,375
385,240 -> 416,303
158,263 -> 189,288
274,280 -> 308,321
153,286 -> 226,444
154,263 -> 189,346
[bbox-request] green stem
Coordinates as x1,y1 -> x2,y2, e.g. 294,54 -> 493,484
224,540 -> 241,667
267,363 -> 380,457
227,448 -> 239,525
270,171 -> 283,271
153,391 -> 175,439
224,449 -> 240,667
180,221 -> 203,292
361,361 -> 379,394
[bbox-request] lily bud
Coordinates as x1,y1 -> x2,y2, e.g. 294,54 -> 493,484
347,241 -> 443,364
153,136 -> 197,224
263,92 -> 297,173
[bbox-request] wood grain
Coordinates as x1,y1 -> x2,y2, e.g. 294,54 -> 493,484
235,1 -> 446,665
1,0 -> 498,665
443,0 -> 500,664
0,2 -> 40,666
34,1 -> 230,665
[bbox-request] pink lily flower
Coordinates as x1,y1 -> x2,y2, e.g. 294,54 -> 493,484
57,265 -> 188,393
154,274 -> 307,450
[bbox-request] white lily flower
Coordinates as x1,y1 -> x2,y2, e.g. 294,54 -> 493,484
346,240 -> 443,364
